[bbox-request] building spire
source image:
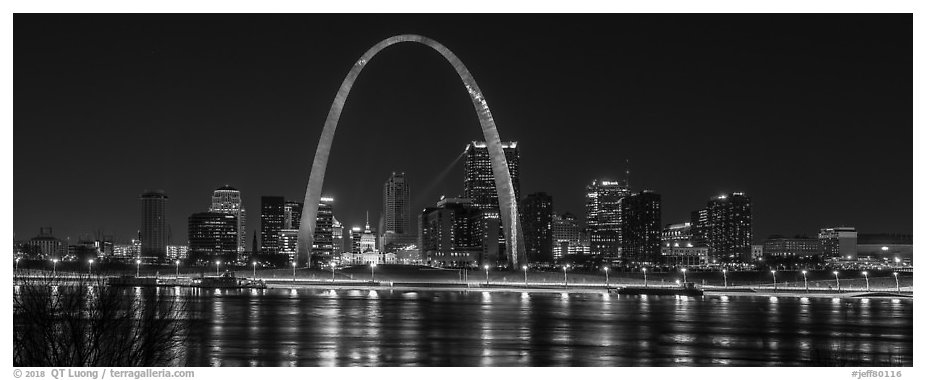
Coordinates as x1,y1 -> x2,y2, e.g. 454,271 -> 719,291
365,211 -> 370,230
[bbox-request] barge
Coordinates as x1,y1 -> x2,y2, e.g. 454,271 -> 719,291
617,282 -> 704,296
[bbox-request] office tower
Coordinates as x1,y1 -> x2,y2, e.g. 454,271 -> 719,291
383,172 -> 411,234
381,172 -> 417,251
618,191 -> 662,264
691,192 -> 753,263
463,141 -> 519,265
284,201 -> 304,230
278,229 -> 299,263
662,222 -> 694,247
553,212 -> 582,260
260,196 -> 285,254
166,245 -> 189,261
140,190 -> 168,261
209,185 -> 247,253
818,227 -> 858,259
311,197 -> 334,267
585,179 -> 631,260
188,212 -> 238,264
520,192 -> 554,265
419,197 -> 485,268
332,217 -> 345,257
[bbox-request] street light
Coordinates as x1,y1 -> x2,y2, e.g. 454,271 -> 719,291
88,259 -> 94,275
215,260 -> 221,276
681,268 -> 687,283
893,272 -> 899,291
484,265 -> 490,286
175,260 -> 181,277
642,267 -> 648,288
603,266 -> 610,289
52,259 -> 59,277
15,258 -> 20,271
292,262 -> 297,282
371,262 -> 377,283
862,271 -> 870,291
833,271 -> 840,291
252,261 -> 257,278
771,270 -> 777,290
801,270 -> 808,291
522,265 -> 528,287
722,269 -> 728,288
135,259 -> 141,277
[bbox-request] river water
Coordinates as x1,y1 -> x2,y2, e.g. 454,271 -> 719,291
173,287 -> 911,367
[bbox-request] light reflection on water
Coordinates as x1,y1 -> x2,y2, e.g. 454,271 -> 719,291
158,288 -> 913,367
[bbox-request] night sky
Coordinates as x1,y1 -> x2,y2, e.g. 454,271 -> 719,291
14,14 -> 912,244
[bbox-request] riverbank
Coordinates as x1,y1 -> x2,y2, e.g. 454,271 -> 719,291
262,280 -> 913,299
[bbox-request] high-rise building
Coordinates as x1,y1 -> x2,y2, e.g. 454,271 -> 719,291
419,197 -> 485,268
278,229 -> 299,263
691,192 -> 753,263
520,192 -> 554,265
619,191 -> 662,264
332,217 -> 345,258
381,172 -> 417,252
383,172 -> 411,234
818,227 -> 858,259
188,212 -> 238,264
260,196 -> 285,254
585,179 -> 631,260
552,212 -> 582,260
209,185 -> 247,253
284,201 -> 303,230
140,190 -> 168,261
463,141 -> 520,266
311,197 -> 335,267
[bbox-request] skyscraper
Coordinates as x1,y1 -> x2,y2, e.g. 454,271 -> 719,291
585,179 -> 631,260
382,172 -> 411,234
284,200 -> 303,230
520,192 -> 554,265
260,196 -> 285,255
311,197 -> 334,267
381,172 -> 417,251
691,192 -> 753,263
553,212 -> 582,260
140,190 -> 168,261
209,185 -> 247,253
188,212 -> 238,264
619,191 -> 662,264
463,141 -> 519,266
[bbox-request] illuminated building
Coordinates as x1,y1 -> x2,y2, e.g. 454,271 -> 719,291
188,212 -> 238,264
463,141 -> 519,266
311,197 -> 334,267
166,245 -> 189,261
762,235 -> 821,261
332,217 -> 345,258
553,212 -> 583,259
619,191 -> 662,265
209,185 -> 247,253
691,192 -> 753,263
260,196 -> 285,254
585,179 -> 630,261
278,229 -> 299,262
818,227 -> 857,259
419,197 -> 485,268
520,192 -> 554,265
140,190 -> 168,261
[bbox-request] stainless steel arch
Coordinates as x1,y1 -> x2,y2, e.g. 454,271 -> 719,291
296,34 -> 526,269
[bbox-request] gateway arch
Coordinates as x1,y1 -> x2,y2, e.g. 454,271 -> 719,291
296,34 -> 526,269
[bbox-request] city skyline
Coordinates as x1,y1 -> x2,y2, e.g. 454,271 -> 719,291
14,14 -> 912,245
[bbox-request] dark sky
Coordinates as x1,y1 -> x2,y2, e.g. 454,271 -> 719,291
14,14 -> 912,244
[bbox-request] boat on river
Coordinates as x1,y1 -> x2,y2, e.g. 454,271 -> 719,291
617,282 -> 704,296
